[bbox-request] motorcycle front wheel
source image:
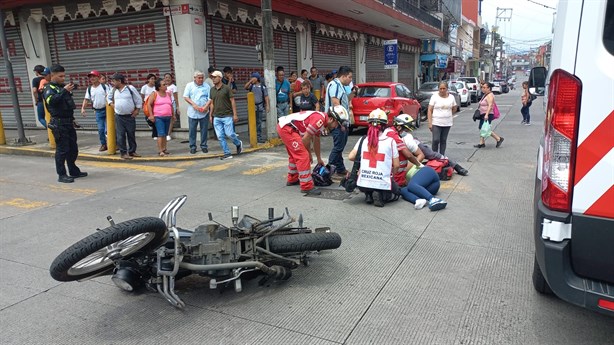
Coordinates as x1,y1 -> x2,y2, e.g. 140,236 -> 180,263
267,232 -> 342,253
50,217 -> 168,282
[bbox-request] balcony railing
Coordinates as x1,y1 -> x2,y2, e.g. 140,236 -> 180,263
378,0 -> 442,29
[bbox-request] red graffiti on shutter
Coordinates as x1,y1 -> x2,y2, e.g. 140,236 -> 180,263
220,24 -> 283,49
0,78 -> 23,93
64,24 -> 156,51
0,40 -> 16,57
315,41 -> 348,56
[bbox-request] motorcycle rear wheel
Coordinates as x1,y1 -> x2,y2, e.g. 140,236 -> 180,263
267,232 -> 342,253
50,217 -> 168,282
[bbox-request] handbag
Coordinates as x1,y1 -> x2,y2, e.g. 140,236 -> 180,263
341,136 -> 366,192
472,109 -> 482,121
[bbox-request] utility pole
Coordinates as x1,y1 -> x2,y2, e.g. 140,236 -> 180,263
0,10 -> 30,145
261,0 -> 277,140
495,7 -> 512,79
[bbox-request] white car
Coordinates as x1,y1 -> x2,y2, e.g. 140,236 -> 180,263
450,81 -> 470,106
491,81 -> 502,94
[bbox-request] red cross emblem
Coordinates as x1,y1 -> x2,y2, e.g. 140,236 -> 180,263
363,151 -> 386,168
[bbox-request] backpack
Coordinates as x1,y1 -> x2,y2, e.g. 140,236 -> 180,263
109,85 -> 137,110
87,84 -> 107,109
425,159 -> 453,181
143,91 -> 157,117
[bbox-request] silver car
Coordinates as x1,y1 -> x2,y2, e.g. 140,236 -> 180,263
416,82 -> 462,120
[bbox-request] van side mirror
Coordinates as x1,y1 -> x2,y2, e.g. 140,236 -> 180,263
528,67 -> 547,96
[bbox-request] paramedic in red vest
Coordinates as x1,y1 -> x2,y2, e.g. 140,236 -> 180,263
383,114 -> 424,187
278,105 -> 349,195
348,109 -> 400,207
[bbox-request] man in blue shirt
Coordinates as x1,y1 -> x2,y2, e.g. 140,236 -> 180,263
324,66 -> 353,176
183,70 -> 212,154
275,69 -> 292,117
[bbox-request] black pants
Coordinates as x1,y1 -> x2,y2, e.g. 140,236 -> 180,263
431,125 -> 451,156
51,120 -> 81,177
115,114 -> 137,154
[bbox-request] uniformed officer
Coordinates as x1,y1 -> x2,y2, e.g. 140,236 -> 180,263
43,64 -> 87,183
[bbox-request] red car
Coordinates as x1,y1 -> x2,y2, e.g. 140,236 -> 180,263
350,82 -> 421,131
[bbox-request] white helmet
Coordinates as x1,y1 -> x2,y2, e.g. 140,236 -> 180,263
368,108 -> 388,125
328,105 -> 349,123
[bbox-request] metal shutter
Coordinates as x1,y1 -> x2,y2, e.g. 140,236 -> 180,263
365,44 -> 392,82
208,16 -> 297,121
0,25 -> 35,129
398,51 -> 416,91
312,33 -> 356,77
47,9 -> 173,129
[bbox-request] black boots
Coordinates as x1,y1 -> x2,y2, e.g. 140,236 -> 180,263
454,164 -> 469,176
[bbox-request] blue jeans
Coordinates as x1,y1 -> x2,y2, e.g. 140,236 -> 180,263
94,108 -> 107,145
37,102 -> 47,128
213,116 -> 241,155
399,167 -> 440,203
189,116 -> 209,150
276,102 -> 289,118
328,124 -> 348,173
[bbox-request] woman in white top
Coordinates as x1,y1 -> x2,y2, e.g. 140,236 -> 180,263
427,81 -> 458,155
164,73 -> 180,140
348,109 -> 400,207
141,74 -> 158,139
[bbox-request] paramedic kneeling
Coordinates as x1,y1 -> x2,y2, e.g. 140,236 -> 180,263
277,106 -> 349,195
348,109 -> 400,207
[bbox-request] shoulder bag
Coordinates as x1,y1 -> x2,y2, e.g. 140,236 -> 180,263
341,136 -> 366,192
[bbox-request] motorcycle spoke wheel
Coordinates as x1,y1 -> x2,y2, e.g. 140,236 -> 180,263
50,217 -> 168,282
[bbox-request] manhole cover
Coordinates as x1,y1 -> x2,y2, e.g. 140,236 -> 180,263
304,188 -> 352,200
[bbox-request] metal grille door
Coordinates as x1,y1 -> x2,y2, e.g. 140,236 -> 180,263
365,44 -> 392,82
208,16 -> 297,121
0,25 -> 35,129
312,33 -> 356,77
398,51 -> 416,91
46,9 -> 173,129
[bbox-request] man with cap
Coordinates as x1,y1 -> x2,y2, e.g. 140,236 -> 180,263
244,71 -> 269,143
210,70 -> 242,160
81,70 -> 108,151
107,73 -> 143,160
277,105 -> 349,195
32,65 -> 47,128
43,64 -> 87,183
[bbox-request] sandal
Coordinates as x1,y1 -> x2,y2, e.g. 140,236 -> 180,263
159,152 -> 167,157
163,150 -> 170,155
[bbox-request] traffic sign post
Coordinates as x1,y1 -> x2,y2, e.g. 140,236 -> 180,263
384,39 -> 398,70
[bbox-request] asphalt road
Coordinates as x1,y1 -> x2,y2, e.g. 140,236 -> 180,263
1,86 -> 613,344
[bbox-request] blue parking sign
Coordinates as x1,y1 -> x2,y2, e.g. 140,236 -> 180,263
384,39 -> 398,69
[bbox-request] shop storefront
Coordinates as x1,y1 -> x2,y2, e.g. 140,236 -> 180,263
420,53 -> 448,82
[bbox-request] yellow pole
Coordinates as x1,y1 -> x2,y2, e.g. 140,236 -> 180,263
247,91 -> 257,147
106,103 -> 117,154
314,89 -> 321,110
0,111 -> 6,145
44,102 -> 56,149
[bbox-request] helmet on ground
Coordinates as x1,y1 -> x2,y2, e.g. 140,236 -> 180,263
328,105 -> 349,123
312,163 -> 335,186
368,108 -> 388,125
393,114 -> 416,131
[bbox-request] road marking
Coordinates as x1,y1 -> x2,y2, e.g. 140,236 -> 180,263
0,198 -> 50,209
79,161 -> 184,175
439,180 -> 472,192
242,161 -> 287,175
47,184 -> 98,195
201,162 -> 235,172
175,161 -> 197,168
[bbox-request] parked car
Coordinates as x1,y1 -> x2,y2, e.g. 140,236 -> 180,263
415,82 -> 461,121
351,82 -> 421,130
492,80 -> 503,94
449,80 -> 471,106
457,76 -> 481,102
493,79 -> 509,93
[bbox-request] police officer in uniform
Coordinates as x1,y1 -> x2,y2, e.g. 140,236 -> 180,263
43,64 -> 87,183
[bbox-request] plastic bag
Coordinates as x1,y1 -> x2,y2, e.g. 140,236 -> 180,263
480,121 -> 492,138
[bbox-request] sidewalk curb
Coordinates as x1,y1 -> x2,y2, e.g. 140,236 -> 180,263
0,139 -> 283,162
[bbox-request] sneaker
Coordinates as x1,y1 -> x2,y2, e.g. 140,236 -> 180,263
496,137 -> 505,148
373,191 -> 384,207
525,122 -> 531,126
166,135 -> 172,140
414,198 -> 427,210
129,152 -> 141,157
121,153 -> 133,160
202,148 -> 208,153
286,180 -> 299,186
454,165 -> 469,176
153,137 -> 158,140
302,187 -> 321,196
220,154 -> 233,160
58,175 -> 74,183
190,148 -> 197,154
99,144 -> 107,152
521,120 -> 526,124
236,140 -> 243,155
473,143 -> 485,148
428,197 -> 447,211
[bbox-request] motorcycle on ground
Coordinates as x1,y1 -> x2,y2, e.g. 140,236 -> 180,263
49,195 -> 342,308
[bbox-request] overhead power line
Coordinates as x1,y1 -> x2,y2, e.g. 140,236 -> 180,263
526,0 -> 556,10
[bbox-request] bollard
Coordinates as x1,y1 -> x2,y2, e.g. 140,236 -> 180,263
247,92 -> 257,148
44,102 -> 56,149
0,111 -> 6,145
106,103 -> 117,154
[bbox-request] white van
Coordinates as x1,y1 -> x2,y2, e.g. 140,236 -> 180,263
529,0 -> 614,316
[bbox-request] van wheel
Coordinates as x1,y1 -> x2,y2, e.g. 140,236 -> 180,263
532,256 -> 554,295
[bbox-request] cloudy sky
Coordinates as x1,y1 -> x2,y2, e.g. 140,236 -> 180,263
479,0 -> 558,53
